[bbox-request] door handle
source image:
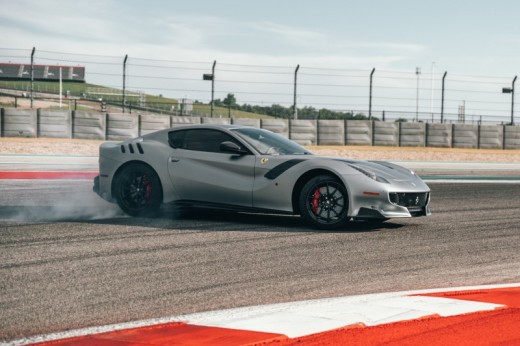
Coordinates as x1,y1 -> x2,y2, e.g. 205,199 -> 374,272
169,157 -> 180,162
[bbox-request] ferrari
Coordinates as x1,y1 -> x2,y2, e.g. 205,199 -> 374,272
93,124 -> 430,229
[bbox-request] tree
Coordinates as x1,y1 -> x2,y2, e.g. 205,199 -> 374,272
223,93 -> 237,107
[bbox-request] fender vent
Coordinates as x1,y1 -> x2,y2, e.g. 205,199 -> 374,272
121,143 -> 144,154
264,159 -> 305,180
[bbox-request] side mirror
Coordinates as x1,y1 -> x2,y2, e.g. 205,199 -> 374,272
220,141 -> 248,155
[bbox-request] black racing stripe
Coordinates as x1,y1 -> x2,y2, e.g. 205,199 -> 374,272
264,159 -> 305,180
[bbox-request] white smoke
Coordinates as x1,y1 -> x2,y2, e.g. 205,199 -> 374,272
0,180 -> 125,222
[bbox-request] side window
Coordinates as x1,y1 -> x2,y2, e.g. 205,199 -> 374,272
168,130 -> 185,148
169,129 -> 246,153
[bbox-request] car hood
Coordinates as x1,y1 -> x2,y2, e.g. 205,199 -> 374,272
283,154 -> 428,190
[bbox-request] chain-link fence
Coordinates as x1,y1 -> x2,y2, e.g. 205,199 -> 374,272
0,47 -> 517,125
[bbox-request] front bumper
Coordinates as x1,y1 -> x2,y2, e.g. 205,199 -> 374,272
350,187 -> 431,220
354,205 -> 431,220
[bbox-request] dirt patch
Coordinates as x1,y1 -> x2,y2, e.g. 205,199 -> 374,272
1,138 -> 519,162
0,137 -> 103,156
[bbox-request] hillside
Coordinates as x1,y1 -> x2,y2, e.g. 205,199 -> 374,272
0,80 -> 273,119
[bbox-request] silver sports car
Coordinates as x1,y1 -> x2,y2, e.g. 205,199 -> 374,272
93,124 -> 430,229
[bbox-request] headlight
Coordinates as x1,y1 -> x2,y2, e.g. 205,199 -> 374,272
349,164 -> 390,184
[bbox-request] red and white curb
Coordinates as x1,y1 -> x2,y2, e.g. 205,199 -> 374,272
174,287 -> 504,338
7,283 -> 520,345
0,171 -> 97,180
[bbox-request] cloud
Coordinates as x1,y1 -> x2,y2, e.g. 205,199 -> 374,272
1,0 -> 427,71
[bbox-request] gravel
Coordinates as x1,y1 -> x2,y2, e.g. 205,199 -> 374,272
1,137 -> 519,162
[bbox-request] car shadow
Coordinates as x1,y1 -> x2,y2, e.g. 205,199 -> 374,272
88,207 -> 406,234
0,205 -> 406,233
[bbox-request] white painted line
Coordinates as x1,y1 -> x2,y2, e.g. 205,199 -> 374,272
177,293 -> 502,338
424,179 -> 520,184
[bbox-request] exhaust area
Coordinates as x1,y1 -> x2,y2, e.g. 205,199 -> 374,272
0,180 -> 124,222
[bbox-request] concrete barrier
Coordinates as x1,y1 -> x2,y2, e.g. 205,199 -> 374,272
399,122 -> 425,147
232,118 -> 261,128
504,126 -> 520,149
290,119 -> 317,145
202,117 -> 231,124
106,113 -> 138,141
139,114 -> 171,136
346,120 -> 372,145
317,120 -> 345,145
453,124 -> 478,149
479,125 -> 503,149
0,108 -> 518,150
73,111 -> 106,140
170,116 -> 201,127
426,123 -> 452,148
261,118 -> 289,138
1,108 -> 37,137
373,121 -> 399,146
38,109 -> 72,138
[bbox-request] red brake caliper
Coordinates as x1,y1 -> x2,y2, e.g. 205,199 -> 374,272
143,176 -> 152,200
312,188 -> 321,214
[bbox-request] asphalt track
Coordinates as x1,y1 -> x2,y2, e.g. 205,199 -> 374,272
1,179 -> 519,342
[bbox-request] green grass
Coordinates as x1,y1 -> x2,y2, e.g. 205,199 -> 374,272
192,104 -> 272,119
0,80 -> 88,95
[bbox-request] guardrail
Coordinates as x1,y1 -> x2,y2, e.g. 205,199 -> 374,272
1,108 -> 519,149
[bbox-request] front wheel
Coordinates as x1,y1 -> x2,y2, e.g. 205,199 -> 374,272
299,175 -> 350,230
113,163 -> 162,217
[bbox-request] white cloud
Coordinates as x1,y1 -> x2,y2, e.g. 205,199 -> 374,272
0,0 -> 429,72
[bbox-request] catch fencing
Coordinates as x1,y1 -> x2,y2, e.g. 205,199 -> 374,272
1,108 -> 519,149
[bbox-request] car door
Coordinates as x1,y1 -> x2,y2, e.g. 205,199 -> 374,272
167,128 -> 256,207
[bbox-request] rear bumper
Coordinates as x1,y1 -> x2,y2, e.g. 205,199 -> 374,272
93,175 -> 100,196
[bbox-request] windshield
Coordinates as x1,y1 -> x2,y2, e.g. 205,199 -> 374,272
232,127 -> 313,155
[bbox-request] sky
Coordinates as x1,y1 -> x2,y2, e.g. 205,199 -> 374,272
0,0 -> 519,123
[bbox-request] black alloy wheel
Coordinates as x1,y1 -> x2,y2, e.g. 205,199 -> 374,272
114,163 -> 162,217
299,175 -> 349,229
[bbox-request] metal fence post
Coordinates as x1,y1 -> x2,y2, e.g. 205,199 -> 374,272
123,54 -> 128,113
511,75 -> 517,125
369,68 -> 375,119
441,71 -> 447,123
293,64 -> 300,119
30,47 -> 35,108
211,60 -> 216,117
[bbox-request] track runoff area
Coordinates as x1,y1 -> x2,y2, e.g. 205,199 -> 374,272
1,148 -> 519,345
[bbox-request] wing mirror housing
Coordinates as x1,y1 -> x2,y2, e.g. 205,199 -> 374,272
220,141 -> 248,155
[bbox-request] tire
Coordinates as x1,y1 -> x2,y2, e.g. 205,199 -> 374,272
113,163 -> 162,217
299,175 -> 350,230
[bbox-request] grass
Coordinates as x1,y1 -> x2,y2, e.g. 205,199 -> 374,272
0,80 -> 272,118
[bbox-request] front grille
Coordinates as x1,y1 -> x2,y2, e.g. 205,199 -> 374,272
389,192 -> 429,208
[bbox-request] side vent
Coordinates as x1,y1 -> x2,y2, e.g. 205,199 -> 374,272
120,143 -> 144,154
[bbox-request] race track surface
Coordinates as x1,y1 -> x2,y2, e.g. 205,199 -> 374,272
1,181 -> 519,341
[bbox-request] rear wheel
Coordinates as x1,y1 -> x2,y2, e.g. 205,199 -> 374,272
114,163 -> 162,217
299,175 -> 350,229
